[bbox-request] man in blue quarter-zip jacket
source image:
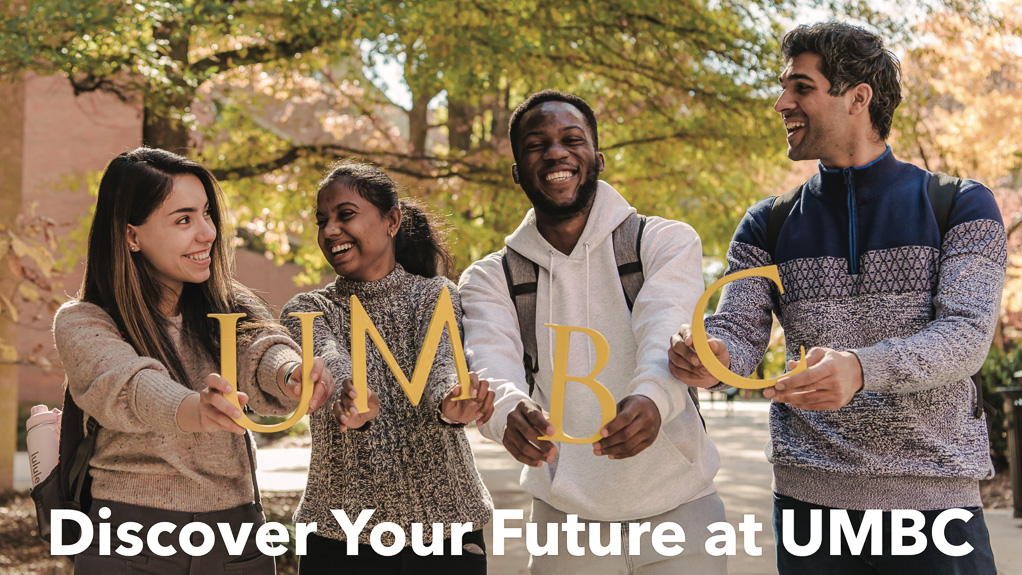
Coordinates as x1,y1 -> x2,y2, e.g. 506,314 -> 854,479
668,22 -> 1006,575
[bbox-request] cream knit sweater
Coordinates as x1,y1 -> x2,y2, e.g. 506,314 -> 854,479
53,300 -> 301,512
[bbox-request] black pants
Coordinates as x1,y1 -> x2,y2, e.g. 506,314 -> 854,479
73,498 -> 274,575
299,530 -> 486,574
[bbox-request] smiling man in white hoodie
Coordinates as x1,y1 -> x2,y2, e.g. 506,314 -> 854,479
458,90 -> 726,574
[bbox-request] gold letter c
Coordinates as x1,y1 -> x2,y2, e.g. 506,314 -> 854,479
690,265 -> 806,389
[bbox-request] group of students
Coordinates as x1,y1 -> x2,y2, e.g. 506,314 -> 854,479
54,22 -> 1007,575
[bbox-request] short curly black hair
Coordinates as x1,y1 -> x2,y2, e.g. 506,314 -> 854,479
508,90 -> 599,164
782,22 -> 902,141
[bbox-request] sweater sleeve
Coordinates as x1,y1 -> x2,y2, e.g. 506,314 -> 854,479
282,292 -> 351,408
626,217 -> 706,424
235,295 -> 302,416
458,254 -> 533,444
854,185 -> 1007,393
53,301 -> 193,434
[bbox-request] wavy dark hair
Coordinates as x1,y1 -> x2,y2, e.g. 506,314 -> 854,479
80,147 -> 283,384
508,90 -> 599,163
317,161 -> 454,279
782,22 -> 902,140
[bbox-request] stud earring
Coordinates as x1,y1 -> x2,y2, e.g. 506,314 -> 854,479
130,246 -> 139,252
389,230 -> 396,238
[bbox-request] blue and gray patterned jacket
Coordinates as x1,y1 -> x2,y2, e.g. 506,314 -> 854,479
706,147 -> 1007,511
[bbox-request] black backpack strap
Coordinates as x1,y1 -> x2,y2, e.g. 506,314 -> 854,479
610,213 -> 704,427
242,431 -> 263,512
612,213 -> 646,312
59,387 -> 98,512
926,172 -> 960,241
501,246 -> 540,397
926,173 -> 984,417
766,185 -> 803,259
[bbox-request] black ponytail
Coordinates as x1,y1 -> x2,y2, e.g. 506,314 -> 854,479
394,197 -> 454,279
317,161 -> 454,279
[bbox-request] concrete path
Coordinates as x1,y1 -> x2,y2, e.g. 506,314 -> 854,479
14,397 -> 1022,573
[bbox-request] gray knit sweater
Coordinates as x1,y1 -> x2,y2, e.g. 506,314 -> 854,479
706,151 -> 1007,511
53,299 -> 301,512
281,265 -> 492,545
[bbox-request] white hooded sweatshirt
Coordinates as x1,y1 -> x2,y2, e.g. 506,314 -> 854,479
459,181 -> 720,521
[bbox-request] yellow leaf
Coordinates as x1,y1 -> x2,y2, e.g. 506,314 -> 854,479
0,292 -> 17,323
0,342 -> 17,363
19,283 -> 40,302
25,242 -> 56,278
9,233 -> 30,258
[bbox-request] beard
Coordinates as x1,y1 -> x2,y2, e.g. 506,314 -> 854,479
520,164 -> 600,218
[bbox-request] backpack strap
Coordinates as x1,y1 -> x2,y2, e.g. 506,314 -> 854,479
242,431 -> 263,512
612,213 -> 647,312
926,172 -> 959,240
59,387 -> 98,512
766,185 -> 803,259
926,173 -> 987,418
501,246 -> 541,396
609,213 -> 703,426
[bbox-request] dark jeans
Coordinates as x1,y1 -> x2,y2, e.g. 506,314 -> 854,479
74,498 -> 274,574
773,493 -> 996,574
299,530 -> 486,575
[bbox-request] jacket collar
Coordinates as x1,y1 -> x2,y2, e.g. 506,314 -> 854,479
814,145 -> 895,202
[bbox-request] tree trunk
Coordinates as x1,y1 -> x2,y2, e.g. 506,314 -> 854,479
142,23 -> 191,153
408,93 -> 430,156
489,85 -> 511,155
0,74 -> 26,493
447,95 -> 475,154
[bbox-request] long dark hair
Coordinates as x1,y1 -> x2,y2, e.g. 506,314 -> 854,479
80,147 -> 282,384
317,161 -> 454,279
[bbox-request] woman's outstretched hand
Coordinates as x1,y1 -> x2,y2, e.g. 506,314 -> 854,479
440,372 -> 495,425
178,373 -> 250,434
332,378 -> 380,432
279,357 -> 335,412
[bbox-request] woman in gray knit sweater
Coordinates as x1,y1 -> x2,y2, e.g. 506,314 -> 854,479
53,148 -> 334,574
281,162 -> 494,574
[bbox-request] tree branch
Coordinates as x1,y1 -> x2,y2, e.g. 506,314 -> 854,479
190,15 -> 359,77
1007,213 -> 1022,240
210,143 -> 501,182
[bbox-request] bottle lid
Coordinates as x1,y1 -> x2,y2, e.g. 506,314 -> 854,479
27,405 -> 60,428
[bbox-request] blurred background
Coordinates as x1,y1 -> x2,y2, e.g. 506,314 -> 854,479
0,0 -> 1019,557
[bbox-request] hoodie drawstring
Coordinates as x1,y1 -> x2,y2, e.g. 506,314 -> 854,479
547,250 -> 555,363
584,242 -> 591,368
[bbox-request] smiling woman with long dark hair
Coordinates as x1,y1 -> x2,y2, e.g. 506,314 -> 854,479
53,147 -> 334,574
281,161 -> 494,574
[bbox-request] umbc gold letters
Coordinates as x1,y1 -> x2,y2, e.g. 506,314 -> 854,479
209,266 -> 803,440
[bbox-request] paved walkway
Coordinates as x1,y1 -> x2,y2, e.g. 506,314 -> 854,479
14,398 -> 1022,573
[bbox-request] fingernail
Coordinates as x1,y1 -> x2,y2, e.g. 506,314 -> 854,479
233,410 -> 242,418
226,385 -> 233,393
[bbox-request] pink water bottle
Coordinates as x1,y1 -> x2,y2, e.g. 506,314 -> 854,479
26,405 -> 61,488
